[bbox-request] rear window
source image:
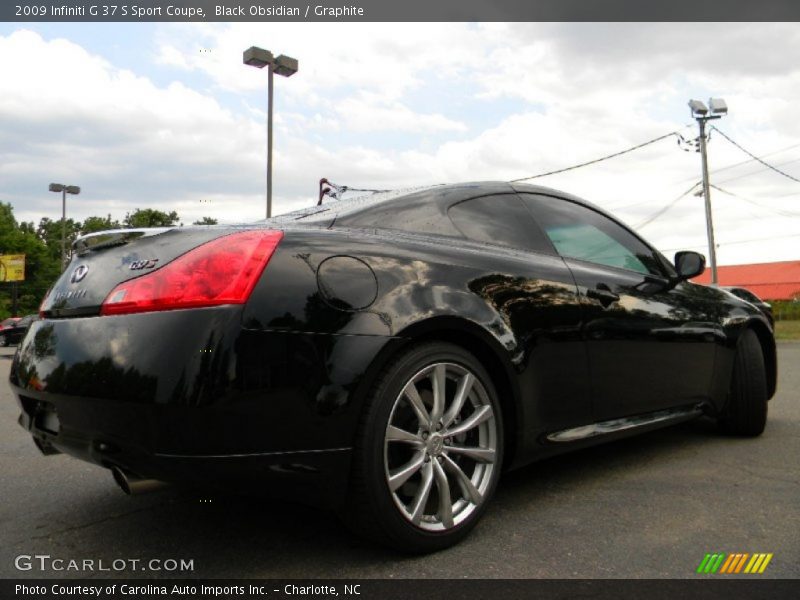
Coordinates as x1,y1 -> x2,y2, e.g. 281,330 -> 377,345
448,194 -> 555,255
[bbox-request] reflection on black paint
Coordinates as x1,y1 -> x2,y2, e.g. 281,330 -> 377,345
168,332 -> 233,407
468,274 -> 583,342
13,323 -> 57,391
44,358 -> 157,403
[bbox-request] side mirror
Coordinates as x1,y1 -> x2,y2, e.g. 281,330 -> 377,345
674,251 -> 706,281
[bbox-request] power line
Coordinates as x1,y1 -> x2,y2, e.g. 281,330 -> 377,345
723,232 -> 800,245
668,141 -> 800,189
714,156 -> 800,186
633,181 -> 701,229
510,128 -> 691,183
658,231 -> 800,253
710,184 -> 800,218
710,142 -> 800,176
711,126 -> 800,184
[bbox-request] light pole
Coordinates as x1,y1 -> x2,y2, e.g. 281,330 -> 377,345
243,46 -> 299,219
688,98 -> 727,285
48,183 -> 81,271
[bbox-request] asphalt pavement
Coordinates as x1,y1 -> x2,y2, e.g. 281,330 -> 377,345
1,343 -> 798,579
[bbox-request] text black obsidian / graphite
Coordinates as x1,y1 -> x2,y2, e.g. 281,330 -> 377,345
216,5 -> 302,16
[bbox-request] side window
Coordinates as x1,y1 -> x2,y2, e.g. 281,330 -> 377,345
448,194 -> 555,255
734,289 -> 760,303
520,194 -> 663,276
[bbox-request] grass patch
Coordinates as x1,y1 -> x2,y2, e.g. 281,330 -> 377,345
775,320 -> 800,341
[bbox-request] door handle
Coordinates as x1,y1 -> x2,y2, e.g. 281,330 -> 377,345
586,284 -> 620,307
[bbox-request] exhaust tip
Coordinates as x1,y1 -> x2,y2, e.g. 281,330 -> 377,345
111,466 -> 133,495
33,436 -> 61,456
111,466 -> 166,495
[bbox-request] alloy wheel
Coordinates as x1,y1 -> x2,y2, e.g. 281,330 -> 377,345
383,362 -> 498,532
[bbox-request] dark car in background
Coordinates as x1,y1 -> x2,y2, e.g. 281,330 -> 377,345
0,316 -> 21,330
9,182 -> 776,552
722,286 -> 774,326
0,314 -> 38,347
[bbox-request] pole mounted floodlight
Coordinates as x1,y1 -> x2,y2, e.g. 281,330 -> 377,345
243,46 -> 299,219
708,97 -> 728,115
688,99 -> 709,117
273,55 -> 299,77
688,97 -> 728,285
49,182 -> 81,271
243,46 -> 273,68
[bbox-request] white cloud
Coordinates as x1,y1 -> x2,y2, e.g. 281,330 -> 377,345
2,23 -> 800,266
154,23 -> 489,99
335,93 -> 467,133
0,29 -> 267,224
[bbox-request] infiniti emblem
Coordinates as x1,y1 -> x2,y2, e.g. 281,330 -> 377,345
427,433 -> 445,456
70,264 -> 89,283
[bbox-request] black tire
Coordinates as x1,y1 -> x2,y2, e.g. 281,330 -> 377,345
0,335 -> 6,347
344,341 -> 504,553
720,329 -> 768,436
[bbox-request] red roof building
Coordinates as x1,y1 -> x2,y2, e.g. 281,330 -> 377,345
693,260 -> 800,301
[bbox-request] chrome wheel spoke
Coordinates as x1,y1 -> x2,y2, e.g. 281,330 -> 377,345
444,404 -> 493,438
432,459 -> 454,529
386,425 -> 423,445
388,451 -> 425,492
430,365 -> 446,426
442,372 -> 473,428
442,454 -> 483,505
409,461 -> 435,525
403,382 -> 431,430
384,361 -> 497,532
445,445 -> 496,463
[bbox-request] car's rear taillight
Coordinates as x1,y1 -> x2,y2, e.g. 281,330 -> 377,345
100,230 -> 283,316
39,287 -> 52,318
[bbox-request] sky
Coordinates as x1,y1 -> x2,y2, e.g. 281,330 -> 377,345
1,22 -> 800,265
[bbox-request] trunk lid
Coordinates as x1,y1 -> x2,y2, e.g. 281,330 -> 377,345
42,227 -> 235,318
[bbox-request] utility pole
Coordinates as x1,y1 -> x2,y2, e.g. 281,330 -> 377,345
267,63 -> 274,219
688,98 -> 728,285
48,183 -> 81,271
697,117 -> 718,285
243,47 -> 299,219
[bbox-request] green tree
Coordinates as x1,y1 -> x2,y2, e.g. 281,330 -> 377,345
36,217 -> 82,263
19,221 -> 36,235
123,208 -> 180,228
0,203 -> 60,318
81,215 -> 121,234
192,216 -> 218,225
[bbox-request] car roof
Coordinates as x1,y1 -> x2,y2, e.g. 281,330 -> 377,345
272,181 -> 610,228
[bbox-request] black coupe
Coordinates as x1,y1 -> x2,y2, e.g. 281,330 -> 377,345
10,182 -> 776,552
0,314 -> 38,347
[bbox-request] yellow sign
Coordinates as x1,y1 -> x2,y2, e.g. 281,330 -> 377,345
0,254 -> 25,282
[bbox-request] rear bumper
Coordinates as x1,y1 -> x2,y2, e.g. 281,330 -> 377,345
10,309 -> 395,507
18,403 -> 354,505
17,403 -> 354,507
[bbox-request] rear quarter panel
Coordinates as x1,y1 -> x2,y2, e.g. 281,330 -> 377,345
244,228 -> 592,466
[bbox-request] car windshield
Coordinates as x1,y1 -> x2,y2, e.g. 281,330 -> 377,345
728,288 -> 761,303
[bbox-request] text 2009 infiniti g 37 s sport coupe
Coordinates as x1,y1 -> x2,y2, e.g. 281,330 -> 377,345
10,182 -> 775,552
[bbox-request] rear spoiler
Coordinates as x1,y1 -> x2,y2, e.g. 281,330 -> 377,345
73,228 -> 173,256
